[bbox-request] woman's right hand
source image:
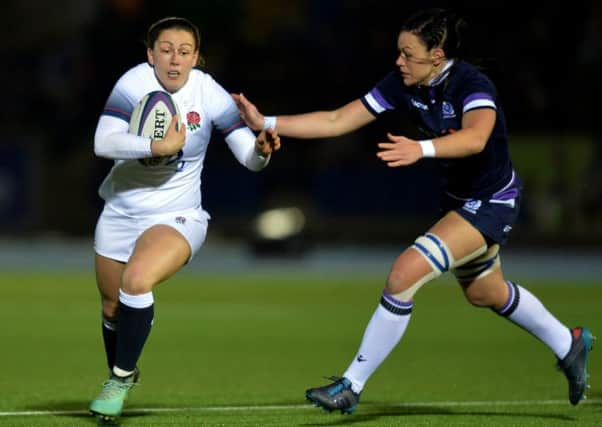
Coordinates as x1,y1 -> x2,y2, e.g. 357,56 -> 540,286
232,93 -> 265,131
151,118 -> 186,157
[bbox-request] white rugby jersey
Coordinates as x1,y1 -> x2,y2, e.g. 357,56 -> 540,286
95,63 -> 268,217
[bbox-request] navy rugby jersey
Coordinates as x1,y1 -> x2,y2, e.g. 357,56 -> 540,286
361,60 -> 516,200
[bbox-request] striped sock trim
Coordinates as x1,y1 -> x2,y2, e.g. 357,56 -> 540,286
380,290 -> 413,315
495,280 -> 520,317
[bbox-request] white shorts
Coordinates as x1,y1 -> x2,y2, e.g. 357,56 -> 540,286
94,204 -> 210,263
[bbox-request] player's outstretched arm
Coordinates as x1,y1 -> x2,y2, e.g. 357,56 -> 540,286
233,93 -> 376,140
376,108 -> 496,167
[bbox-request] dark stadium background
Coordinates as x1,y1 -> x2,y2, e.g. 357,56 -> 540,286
0,0 -> 599,250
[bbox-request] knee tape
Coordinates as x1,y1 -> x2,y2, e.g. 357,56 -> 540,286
412,233 -> 454,274
393,233 -> 487,301
392,233 -> 453,301
452,244 -> 500,284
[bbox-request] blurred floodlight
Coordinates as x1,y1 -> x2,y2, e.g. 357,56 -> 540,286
255,207 -> 306,240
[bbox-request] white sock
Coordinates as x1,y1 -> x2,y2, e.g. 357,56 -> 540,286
343,291 -> 412,393
497,281 -> 572,359
113,366 -> 136,378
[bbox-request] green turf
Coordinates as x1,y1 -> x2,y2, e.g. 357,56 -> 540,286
0,270 -> 600,426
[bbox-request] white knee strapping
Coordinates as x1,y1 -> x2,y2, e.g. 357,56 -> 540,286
413,233 -> 454,274
393,233 -> 487,301
452,244 -> 500,284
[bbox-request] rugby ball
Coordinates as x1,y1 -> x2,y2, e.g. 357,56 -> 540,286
129,91 -> 180,166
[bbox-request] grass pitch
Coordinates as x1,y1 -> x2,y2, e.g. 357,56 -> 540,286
0,268 -> 600,426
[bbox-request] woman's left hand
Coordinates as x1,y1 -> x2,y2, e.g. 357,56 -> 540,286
376,133 -> 422,167
255,128 -> 281,156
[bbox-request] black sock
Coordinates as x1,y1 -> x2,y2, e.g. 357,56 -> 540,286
101,318 -> 118,370
114,301 -> 154,373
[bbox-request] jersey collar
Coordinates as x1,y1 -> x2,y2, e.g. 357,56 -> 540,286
427,59 -> 455,87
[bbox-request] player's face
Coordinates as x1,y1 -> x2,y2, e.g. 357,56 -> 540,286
395,31 -> 445,86
147,29 -> 199,93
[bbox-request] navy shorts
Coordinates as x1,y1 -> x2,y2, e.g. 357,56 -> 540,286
440,176 -> 522,246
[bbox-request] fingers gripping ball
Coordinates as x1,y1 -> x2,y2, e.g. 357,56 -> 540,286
129,91 -> 181,166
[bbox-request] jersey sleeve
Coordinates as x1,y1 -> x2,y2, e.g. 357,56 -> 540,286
225,128 -> 270,171
202,74 -> 246,137
94,115 -> 152,159
458,74 -> 497,114
94,67 -> 151,159
360,71 -> 404,116
101,73 -> 138,123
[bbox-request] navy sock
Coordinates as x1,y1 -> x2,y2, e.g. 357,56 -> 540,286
101,318 -> 117,370
114,301 -> 154,373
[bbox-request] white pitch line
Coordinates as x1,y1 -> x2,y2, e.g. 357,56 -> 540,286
1,399 -> 601,417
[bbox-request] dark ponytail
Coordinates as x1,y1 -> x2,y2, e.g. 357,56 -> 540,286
401,8 -> 467,60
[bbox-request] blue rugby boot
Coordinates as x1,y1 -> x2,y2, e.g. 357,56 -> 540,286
557,327 -> 595,405
306,376 -> 360,414
89,369 -> 140,423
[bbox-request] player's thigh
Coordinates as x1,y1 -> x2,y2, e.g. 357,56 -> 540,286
429,210 -> 488,260
123,225 -> 192,294
387,211 -> 487,294
96,205 -> 209,294
124,206 -> 209,294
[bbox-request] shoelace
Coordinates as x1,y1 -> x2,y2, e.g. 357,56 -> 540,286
322,376 -> 350,394
98,379 -> 135,399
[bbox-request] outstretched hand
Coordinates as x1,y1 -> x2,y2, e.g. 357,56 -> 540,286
255,128 -> 281,157
232,93 -> 265,131
376,133 -> 422,167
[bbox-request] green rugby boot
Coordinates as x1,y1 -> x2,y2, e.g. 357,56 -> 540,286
557,327 -> 595,405
89,369 -> 139,423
